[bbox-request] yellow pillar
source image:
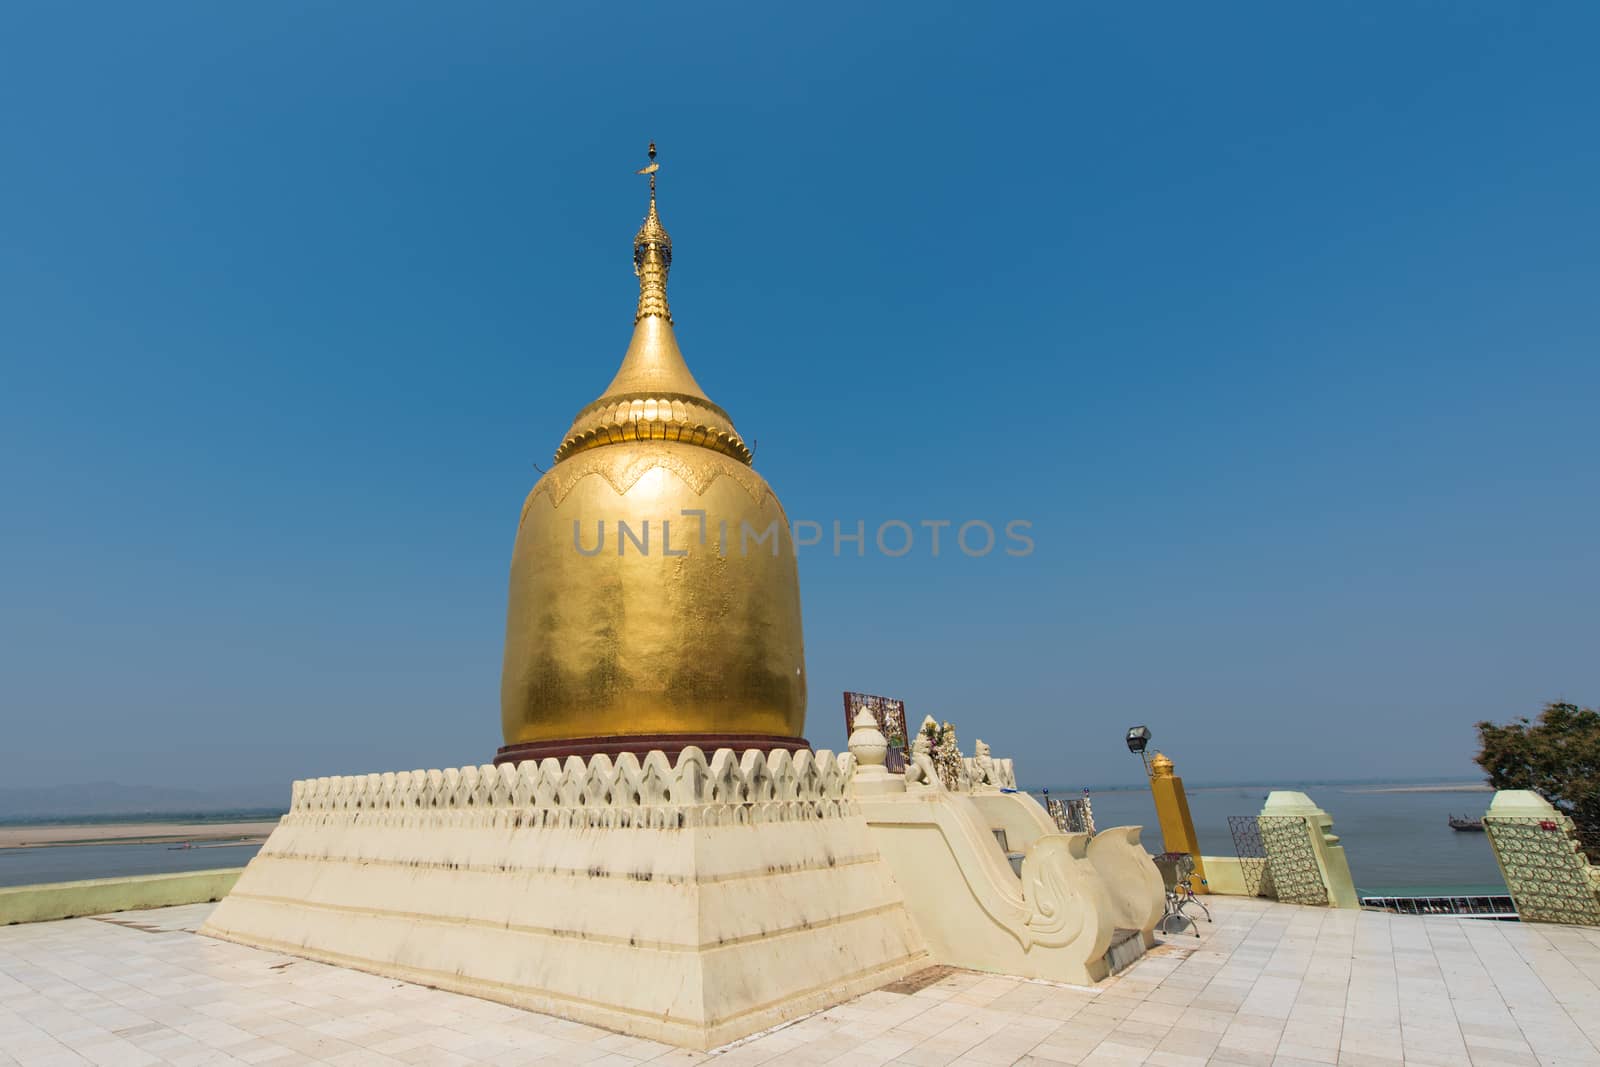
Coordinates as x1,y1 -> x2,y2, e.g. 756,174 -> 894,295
1147,752 -> 1209,893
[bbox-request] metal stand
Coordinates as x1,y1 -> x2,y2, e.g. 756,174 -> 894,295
1154,851 -> 1212,936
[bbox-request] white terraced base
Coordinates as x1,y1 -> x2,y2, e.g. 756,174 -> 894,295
200,748 -> 930,1050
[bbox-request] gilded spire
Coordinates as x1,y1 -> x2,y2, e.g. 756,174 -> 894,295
633,142 -> 672,323
550,143 -> 752,467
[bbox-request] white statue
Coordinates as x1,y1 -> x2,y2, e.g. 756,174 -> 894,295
905,731 -> 942,790
973,739 -> 995,786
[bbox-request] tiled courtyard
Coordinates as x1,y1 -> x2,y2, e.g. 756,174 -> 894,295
1,897 -> 1597,1067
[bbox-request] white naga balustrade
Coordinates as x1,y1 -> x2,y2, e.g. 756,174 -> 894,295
285,747 -> 858,828
847,711 -> 1165,985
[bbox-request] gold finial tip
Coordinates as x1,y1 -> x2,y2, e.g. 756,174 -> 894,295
632,141 -> 671,322
635,143 -> 660,180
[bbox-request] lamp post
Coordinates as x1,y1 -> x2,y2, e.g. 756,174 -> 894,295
1124,724 -> 1209,893
1125,725 -> 1152,775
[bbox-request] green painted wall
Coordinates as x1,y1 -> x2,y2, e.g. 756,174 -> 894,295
1199,855 -> 1253,896
0,868 -> 242,925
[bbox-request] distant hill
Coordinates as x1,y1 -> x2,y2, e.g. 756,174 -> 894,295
0,781 -> 289,821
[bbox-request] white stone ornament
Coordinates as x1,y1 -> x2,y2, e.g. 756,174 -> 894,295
848,707 -> 888,766
847,708 -> 906,796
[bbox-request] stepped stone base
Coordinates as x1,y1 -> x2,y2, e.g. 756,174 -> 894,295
200,749 -> 929,1050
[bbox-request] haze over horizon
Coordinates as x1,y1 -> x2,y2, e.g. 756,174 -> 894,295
0,772 -> 1495,822
3,3 -> 1596,792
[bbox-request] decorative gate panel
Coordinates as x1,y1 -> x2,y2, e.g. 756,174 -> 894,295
1484,816 -> 1600,926
1260,816 -> 1328,906
1229,815 -> 1271,898
1230,815 -> 1327,905
1046,796 -> 1096,835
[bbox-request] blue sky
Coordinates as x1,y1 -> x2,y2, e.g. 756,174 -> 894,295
2,2 -> 1596,791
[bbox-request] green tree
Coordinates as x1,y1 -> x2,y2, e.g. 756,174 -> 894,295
1475,702 -> 1600,860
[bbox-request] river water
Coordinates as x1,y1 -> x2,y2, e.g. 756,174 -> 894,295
1042,783 -> 1504,895
0,841 -> 264,889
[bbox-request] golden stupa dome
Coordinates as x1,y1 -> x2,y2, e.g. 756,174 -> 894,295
497,145 -> 808,763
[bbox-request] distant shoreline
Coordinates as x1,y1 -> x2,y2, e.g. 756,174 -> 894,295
0,820 -> 279,850
1031,780 -> 1493,795
1341,783 -> 1492,794
0,808 -> 284,829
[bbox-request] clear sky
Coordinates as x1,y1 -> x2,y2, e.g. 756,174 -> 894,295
3,3 -> 1596,793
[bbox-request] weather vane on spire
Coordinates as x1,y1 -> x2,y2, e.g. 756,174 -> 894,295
630,141 -> 671,322
635,141 -> 659,198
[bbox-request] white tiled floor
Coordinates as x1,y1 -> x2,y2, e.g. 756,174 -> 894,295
1,897 -> 1598,1066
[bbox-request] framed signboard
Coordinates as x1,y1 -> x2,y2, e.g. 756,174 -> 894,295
842,692 -> 908,773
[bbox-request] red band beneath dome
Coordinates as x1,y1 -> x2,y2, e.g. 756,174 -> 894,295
494,733 -> 812,765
